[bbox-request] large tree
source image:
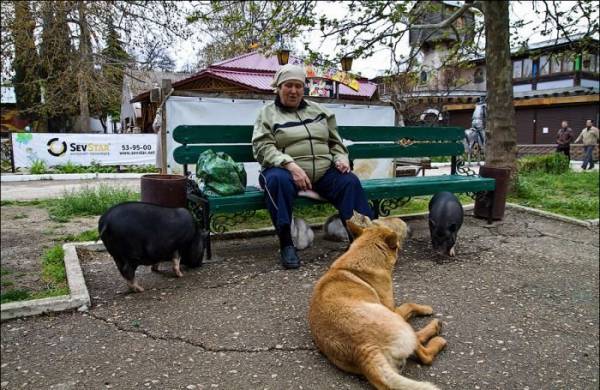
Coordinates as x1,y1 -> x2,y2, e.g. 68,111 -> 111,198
1,0 -> 193,132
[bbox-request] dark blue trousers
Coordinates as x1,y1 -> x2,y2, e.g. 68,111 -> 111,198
259,166 -> 374,229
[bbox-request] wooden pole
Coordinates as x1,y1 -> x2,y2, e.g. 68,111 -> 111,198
160,79 -> 172,174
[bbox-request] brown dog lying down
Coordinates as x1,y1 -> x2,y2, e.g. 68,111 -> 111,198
309,212 -> 446,390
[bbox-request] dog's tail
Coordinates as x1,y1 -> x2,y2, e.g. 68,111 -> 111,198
361,350 -> 440,390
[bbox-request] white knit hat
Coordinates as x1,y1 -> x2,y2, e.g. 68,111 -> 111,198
271,64 -> 306,88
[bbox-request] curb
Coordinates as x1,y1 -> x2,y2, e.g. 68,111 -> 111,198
505,203 -> 595,228
0,242 -> 92,322
0,173 -> 146,182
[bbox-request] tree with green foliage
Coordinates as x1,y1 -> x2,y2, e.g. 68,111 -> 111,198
188,1 -> 317,67
98,20 -> 132,129
38,1 -> 78,132
10,1 -> 40,116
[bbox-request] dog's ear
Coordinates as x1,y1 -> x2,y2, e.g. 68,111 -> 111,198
383,228 -> 400,250
346,220 -> 364,238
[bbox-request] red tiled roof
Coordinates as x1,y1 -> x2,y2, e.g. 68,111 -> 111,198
133,51 -> 378,102
211,52 -> 304,72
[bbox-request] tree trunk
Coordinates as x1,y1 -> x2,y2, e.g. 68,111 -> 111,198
482,1 -> 517,177
75,1 -> 91,133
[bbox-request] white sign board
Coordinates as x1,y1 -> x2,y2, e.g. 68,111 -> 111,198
542,127 -> 549,134
164,96 -> 396,183
11,133 -> 158,168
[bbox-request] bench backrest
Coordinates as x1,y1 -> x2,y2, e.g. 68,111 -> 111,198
173,125 -> 465,165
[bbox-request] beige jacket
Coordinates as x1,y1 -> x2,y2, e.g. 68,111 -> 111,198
574,126 -> 599,146
252,97 -> 348,183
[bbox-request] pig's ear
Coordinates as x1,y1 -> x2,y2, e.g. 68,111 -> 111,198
346,220 -> 364,238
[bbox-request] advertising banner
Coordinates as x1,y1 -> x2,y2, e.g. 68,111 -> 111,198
11,132 -> 157,168
165,96 -> 396,182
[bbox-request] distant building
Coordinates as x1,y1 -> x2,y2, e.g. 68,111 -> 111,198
444,33 -> 599,147
373,6 -> 599,152
131,51 -> 380,133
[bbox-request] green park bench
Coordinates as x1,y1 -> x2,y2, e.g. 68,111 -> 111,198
173,125 -> 497,259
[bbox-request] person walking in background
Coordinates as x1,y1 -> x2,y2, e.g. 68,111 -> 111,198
574,119 -> 599,170
555,120 -> 574,161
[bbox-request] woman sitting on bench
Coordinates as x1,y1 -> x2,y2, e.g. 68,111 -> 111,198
252,64 -> 374,269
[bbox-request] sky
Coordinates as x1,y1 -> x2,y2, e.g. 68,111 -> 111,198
170,1 -> 596,79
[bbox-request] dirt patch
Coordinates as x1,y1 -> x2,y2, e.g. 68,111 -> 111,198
0,205 -> 97,295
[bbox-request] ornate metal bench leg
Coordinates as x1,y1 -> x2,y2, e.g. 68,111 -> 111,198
370,199 -> 380,219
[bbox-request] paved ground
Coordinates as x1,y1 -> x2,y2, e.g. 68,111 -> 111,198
1,209 -> 598,389
1,162 -> 596,201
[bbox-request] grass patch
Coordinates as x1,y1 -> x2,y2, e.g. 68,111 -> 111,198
59,229 -> 99,242
42,245 -> 66,287
0,199 -> 45,207
12,213 -> 27,219
1,289 -> 31,304
0,266 -> 12,276
46,185 -> 139,222
509,171 -> 599,220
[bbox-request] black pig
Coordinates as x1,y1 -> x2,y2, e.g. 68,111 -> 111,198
428,192 -> 464,257
98,202 -> 206,292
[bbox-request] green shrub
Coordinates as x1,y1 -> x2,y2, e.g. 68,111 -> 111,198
55,161 -> 87,174
517,153 -> 570,174
86,161 -> 117,173
30,159 -> 48,174
126,165 -> 160,173
47,185 -> 139,221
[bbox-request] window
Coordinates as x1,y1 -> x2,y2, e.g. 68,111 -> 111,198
512,60 -> 522,79
540,55 -> 550,75
473,67 -> 484,84
561,55 -> 574,72
420,70 -> 428,84
582,54 -> 592,71
522,58 -> 533,78
550,55 -> 562,73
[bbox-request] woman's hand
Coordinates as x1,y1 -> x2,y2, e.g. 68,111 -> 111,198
335,159 -> 351,174
285,162 -> 312,190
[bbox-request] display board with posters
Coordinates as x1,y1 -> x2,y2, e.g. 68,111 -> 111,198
11,132 -> 158,168
307,78 -> 334,98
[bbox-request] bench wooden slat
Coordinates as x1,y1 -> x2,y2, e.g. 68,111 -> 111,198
206,175 -> 494,214
174,125 -> 252,144
337,126 -> 465,141
173,142 -> 464,165
173,125 -> 465,144
174,145 -> 254,164
348,143 -> 463,159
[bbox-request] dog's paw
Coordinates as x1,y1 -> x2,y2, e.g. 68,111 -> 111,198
430,318 -> 443,335
419,304 -> 434,316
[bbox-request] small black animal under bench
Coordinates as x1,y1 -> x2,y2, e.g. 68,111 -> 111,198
428,192 -> 464,257
98,202 -> 206,292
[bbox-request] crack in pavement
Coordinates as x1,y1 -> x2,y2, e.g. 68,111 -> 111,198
86,311 -> 316,354
527,224 -> 599,247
